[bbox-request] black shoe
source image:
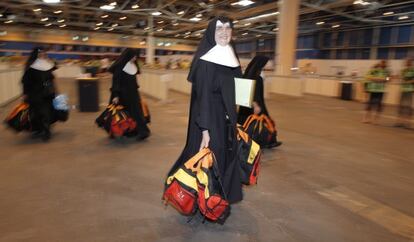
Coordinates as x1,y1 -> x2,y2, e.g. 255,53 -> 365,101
41,130 -> 51,142
136,131 -> 150,141
268,141 -> 282,148
31,130 -> 43,139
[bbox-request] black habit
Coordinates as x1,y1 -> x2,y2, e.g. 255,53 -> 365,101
109,48 -> 150,139
167,17 -> 243,204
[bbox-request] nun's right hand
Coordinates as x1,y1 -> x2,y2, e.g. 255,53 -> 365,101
112,97 -> 119,104
199,130 -> 210,151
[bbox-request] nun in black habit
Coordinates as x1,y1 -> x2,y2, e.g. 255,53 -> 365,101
238,55 -> 282,148
108,48 -> 150,140
22,47 -> 57,141
167,17 -> 243,204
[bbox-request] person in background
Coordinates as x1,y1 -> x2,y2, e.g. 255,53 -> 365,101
396,58 -> 414,128
362,60 -> 390,124
108,48 -> 150,140
22,47 -> 57,141
238,55 -> 282,148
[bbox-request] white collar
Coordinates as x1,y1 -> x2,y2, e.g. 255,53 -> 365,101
30,58 -> 54,71
122,61 -> 138,75
200,44 -> 240,68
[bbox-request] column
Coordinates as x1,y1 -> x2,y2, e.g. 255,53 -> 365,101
275,0 -> 300,75
146,16 -> 155,65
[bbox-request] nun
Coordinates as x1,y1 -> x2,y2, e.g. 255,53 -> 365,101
22,47 -> 57,141
108,48 -> 150,140
167,16 -> 243,205
238,55 -> 282,148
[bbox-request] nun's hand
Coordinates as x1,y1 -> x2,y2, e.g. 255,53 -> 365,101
199,130 -> 210,151
112,97 -> 119,104
253,102 -> 261,115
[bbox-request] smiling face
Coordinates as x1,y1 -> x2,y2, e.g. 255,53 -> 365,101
215,20 -> 232,46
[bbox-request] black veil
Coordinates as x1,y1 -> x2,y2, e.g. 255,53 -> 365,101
108,48 -> 139,74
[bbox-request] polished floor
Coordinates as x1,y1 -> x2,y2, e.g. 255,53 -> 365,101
0,76 -> 414,242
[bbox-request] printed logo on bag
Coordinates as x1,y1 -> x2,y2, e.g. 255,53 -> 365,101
177,190 -> 185,201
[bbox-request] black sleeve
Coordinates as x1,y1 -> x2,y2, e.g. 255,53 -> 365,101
111,69 -> 122,97
254,77 -> 265,107
195,61 -> 214,131
21,70 -> 31,96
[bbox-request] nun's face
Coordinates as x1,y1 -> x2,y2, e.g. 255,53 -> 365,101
38,51 -> 47,59
215,20 -> 232,46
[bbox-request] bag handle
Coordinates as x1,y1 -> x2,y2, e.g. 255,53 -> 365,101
184,148 -> 211,173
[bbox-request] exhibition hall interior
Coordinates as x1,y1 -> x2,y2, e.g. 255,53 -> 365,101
0,0 -> 413,241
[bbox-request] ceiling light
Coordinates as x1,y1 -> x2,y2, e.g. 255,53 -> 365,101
158,20 -> 164,23
353,0 -> 371,5
0,31 -> 7,36
72,36 -> 79,40
54,10 -> 62,14
144,26 -> 150,30
140,41 -> 146,45
165,43 -> 172,47
156,28 -> 163,32
231,0 -> 254,7
175,34 -> 180,37
196,13 -> 203,18
57,19 -> 65,23
0,14 -> 3,17
256,34 -> 262,37
108,28 -> 114,31
399,15 -> 409,20
96,22 -> 103,26
244,22 -> 251,26
82,36 -> 89,41
41,17 -> 49,22
101,14 -> 109,18
119,16 -> 127,20
273,27 -> 279,31
151,11 -> 162,16
59,24 -> 66,27
173,22 -> 179,26
177,11 -> 185,15
316,21 -> 325,25
242,32 -> 248,36
43,0 -> 60,3
33,8 -> 42,12
112,23 -> 118,27
5,20 -> 13,24
332,24 -> 340,28
110,2 -> 117,6
94,27 -> 100,30
190,17 -> 202,22
185,31 -> 191,35
233,20 -> 239,23
45,23 -> 52,26
184,35 -> 190,38
100,5 -> 115,10
157,42 -> 164,46
132,4 -> 139,9
195,33 -> 201,36
242,11 -> 279,21
383,11 -> 394,16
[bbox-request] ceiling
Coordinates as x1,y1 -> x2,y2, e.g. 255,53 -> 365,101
1,0 -> 414,42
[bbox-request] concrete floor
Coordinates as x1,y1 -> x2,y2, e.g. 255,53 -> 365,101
1,76 -> 414,242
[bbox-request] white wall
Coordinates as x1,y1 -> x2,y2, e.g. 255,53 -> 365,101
0,68 -> 23,105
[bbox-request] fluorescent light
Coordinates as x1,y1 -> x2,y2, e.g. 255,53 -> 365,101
157,42 -> 164,46
184,35 -> 190,38
45,23 -> 52,26
119,16 -> 127,20
158,20 -> 164,23
59,24 -> 66,27
96,22 -> 103,26
383,11 -> 394,16
399,15 -> 409,20
177,11 -> 185,15
110,2 -> 117,6
72,36 -> 79,40
242,32 -> 248,36
165,43 -> 171,47
256,34 -> 262,37
233,20 -> 239,23
94,27 -> 100,30
132,4 -> 139,9
353,0 -> 370,5
175,34 -> 180,37
173,22 -> 179,26
273,27 -> 279,31
82,37 -> 89,41
101,14 -> 109,18
231,0 -> 255,7
332,24 -> 340,28
33,8 -> 42,12
244,22 -> 251,26
316,21 -> 325,25
156,28 -> 163,32
242,11 -> 279,22
108,28 -> 114,31
144,27 -> 150,30
0,14 -> 3,17
5,20 -> 13,24
140,41 -> 146,45
195,33 -> 201,36
57,19 -> 65,23
100,5 -> 115,10
196,13 -> 202,18
43,0 -> 60,3
41,17 -> 49,22
190,17 -> 202,22
151,11 -> 162,16
54,10 -> 62,14
185,31 -> 191,35
112,23 -> 118,27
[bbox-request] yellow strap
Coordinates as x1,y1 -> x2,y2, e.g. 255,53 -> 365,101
248,141 -> 260,165
184,148 -> 211,173
166,168 -> 198,191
